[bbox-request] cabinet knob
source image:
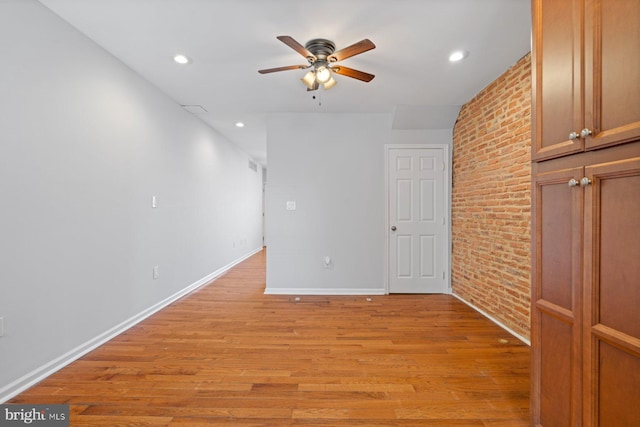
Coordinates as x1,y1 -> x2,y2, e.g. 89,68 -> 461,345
568,178 -> 579,187
580,177 -> 592,187
580,128 -> 593,138
569,132 -> 579,140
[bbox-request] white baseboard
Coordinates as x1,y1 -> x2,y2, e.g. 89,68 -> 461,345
451,293 -> 530,345
0,247 -> 263,403
264,288 -> 386,296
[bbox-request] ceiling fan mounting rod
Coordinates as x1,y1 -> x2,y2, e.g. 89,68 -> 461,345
312,59 -> 330,70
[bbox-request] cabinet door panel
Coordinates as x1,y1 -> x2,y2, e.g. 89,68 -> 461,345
540,314 -> 574,427
532,167 -> 583,426
583,157 -> 640,425
532,0 -> 584,160
597,342 -> 640,427
598,172 -> 640,337
585,0 -> 640,149
539,181 -> 573,309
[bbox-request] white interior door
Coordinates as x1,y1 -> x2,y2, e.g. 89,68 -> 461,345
387,146 -> 449,293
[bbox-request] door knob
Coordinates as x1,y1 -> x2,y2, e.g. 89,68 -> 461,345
580,128 -> 593,138
568,179 -> 579,187
569,131 -> 579,140
391,226 -> 397,231
580,177 -> 592,186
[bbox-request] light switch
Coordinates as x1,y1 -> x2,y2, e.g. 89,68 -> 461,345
286,201 -> 296,211
152,196 -> 158,208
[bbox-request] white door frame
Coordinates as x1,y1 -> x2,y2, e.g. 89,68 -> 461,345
384,144 -> 452,294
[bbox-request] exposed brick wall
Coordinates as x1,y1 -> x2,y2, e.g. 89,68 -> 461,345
451,53 -> 532,341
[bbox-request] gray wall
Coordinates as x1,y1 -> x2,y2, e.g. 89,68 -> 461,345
265,113 -> 452,294
0,0 -> 263,399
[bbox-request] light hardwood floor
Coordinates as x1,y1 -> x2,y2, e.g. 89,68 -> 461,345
10,249 -> 530,426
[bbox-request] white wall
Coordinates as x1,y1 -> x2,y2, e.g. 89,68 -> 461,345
265,113 -> 452,294
0,0 -> 263,400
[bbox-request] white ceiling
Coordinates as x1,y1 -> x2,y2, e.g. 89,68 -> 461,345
38,0 -> 532,166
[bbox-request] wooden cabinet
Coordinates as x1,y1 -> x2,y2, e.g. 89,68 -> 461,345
532,166 -> 584,426
531,0 -> 640,425
532,0 -> 640,161
582,157 -> 640,426
532,149 -> 640,426
532,0 -> 583,160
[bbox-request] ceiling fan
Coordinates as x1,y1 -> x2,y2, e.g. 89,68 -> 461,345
258,36 -> 376,91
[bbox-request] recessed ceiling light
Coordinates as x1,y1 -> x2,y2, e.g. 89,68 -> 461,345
235,122 -> 245,128
173,54 -> 191,64
449,50 -> 469,62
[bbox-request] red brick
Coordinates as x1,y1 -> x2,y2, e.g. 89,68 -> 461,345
452,53 -> 531,341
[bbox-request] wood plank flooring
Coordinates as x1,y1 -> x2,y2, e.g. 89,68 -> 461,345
10,249 -> 530,426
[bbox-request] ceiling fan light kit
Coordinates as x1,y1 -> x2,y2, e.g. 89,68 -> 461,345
315,65 -> 332,83
258,35 -> 375,91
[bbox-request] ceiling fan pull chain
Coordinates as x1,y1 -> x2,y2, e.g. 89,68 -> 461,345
312,89 -> 322,106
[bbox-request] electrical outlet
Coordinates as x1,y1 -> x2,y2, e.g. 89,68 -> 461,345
152,196 -> 158,208
153,266 -> 160,280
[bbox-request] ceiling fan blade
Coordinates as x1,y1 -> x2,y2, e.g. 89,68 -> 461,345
258,65 -> 308,74
277,35 -> 315,60
328,39 -> 376,62
332,66 -> 375,82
